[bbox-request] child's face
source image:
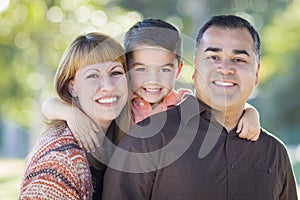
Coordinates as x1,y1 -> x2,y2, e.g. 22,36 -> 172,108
128,46 -> 179,105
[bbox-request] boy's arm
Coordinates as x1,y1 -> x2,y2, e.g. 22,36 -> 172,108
41,97 -> 100,152
237,103 -> 260,141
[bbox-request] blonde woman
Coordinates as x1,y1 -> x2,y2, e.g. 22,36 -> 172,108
19,33 -> 130,200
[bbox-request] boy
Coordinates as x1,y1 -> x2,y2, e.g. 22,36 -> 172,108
42,18 -> 260,152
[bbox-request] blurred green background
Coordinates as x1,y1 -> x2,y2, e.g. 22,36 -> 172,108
1,0 -> 300,199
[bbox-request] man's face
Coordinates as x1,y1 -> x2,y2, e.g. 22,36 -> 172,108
193,26 -> 260,111
128,46 -> 179,105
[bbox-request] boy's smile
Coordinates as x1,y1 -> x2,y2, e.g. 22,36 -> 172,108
128,46 -> 179,106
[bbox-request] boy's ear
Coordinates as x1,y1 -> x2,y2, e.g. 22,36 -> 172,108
68,79 -> 78,97
175,61 -> 184,79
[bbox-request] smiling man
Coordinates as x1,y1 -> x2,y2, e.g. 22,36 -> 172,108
102,15 -> 298,200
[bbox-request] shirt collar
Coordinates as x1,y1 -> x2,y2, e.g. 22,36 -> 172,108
131,90 -> 182,107
178,94 -> 211,125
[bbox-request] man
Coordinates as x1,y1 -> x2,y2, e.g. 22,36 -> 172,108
102,15 -> 298,200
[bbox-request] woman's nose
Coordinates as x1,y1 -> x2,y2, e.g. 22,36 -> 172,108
98,75 -> 116,91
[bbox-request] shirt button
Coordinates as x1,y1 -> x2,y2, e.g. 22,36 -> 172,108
267,168 -> 272,174
230,164 -> 234,169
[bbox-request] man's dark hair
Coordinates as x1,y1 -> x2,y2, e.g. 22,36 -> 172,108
124,18 -> 182,64
196,15 -> 261,61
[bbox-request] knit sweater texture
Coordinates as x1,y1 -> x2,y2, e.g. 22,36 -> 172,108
19,123 -> 93,200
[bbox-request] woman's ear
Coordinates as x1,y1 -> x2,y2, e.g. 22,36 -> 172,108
68,79 -> 78,97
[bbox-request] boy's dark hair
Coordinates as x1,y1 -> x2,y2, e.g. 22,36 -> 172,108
196,15 -> 261,61
124,18 -> 182,65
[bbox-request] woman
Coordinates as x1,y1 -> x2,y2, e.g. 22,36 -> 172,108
19,33 -> 130,200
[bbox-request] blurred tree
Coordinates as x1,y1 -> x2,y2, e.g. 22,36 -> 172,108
0,0 -> 142,130
0,0 -> 298,144
252,0 -> 300,144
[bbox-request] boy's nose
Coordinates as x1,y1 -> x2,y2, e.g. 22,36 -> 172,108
147,70 -> 159,82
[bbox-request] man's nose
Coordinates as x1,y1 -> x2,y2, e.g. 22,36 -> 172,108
216,60 -> 235,75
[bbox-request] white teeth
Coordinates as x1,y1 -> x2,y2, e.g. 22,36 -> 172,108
145,88 -> 160,92
97,97 -> 117,103
214,81 -> 234,86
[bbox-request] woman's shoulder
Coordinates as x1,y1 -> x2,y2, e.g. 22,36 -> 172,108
29,123 -> 87,166
20,123 -> 93,199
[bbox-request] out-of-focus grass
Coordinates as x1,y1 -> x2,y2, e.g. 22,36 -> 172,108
0,159 -> 299,199
0,159 -> 25,200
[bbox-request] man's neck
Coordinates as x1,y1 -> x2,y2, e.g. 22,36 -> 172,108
212,106 -> 244,132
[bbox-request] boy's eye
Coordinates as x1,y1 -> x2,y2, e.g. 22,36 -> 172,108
207,55 -> 219,61
135,67 -> 146,72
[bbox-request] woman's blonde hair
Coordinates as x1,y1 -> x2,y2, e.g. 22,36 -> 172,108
49,33 -> 131,165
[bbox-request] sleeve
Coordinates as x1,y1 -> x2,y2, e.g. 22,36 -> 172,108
19,149 -> 92,200
279,145 -> 298,200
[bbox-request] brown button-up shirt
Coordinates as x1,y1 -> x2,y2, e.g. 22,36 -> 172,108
103,95 -> 298,200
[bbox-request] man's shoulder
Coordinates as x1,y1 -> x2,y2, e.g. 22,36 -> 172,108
259,128 -> 289,152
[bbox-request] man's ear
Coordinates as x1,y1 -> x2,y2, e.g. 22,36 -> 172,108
192,58 -> 197,80
255,63 -> 260,86
68,79 -> 78,97
175,61 -> 183,79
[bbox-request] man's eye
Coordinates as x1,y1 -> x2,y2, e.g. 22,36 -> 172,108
160,68 -> 171,72
232,58 -> 246,63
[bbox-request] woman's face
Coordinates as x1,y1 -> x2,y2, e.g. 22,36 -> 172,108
69,61 -> 128,129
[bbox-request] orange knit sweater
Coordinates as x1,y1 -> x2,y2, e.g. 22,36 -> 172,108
19,123 -> 93,200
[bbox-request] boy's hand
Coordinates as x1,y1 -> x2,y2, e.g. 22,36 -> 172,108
237,105 -> 260,141
68,107 -> 101,152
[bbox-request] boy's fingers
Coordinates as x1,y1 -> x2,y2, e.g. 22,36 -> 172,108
78,135 -> 91,152
90,130 -> 100,148
85,135 -> 96,153
249,132 -> 260,141
92,123 -> 99,133
73,133 -> 83,148
236,122 -> 243,134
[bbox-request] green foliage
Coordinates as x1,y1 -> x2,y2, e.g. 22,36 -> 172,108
0,0 -> 142,129
0,0 -> 298,145
250,0 -> 300,144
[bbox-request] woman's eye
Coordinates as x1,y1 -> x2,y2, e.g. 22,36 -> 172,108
87,74 -> 99,79
111,71 -> 124,76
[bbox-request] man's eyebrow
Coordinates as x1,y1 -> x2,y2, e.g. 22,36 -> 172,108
204,47 -> 250,57
233,49 -> 250,57
204,47 -> 222,53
